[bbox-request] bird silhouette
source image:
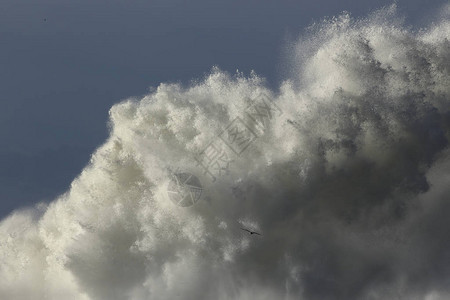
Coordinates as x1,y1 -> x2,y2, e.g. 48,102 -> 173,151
240,228 -> 262,236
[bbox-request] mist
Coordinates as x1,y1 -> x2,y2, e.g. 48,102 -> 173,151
1,5 -> 450,300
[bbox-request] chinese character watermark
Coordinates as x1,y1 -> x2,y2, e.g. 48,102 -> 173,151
194,93 -> 282,182
244,93 -> 282,134
219,117 -> 258,155
194,140 -> 233,182
166,93 -> 282,207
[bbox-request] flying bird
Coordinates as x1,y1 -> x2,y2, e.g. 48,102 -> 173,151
240,228 -> 262,236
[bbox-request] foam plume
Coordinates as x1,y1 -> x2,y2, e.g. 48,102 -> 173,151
1,5 -> 450,300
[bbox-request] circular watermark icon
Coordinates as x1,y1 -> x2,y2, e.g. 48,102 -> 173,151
166,172 -> 203,207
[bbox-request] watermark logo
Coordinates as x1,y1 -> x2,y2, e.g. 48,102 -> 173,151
166,94 -> 282,207
166,173 -> 203,207
194,93 -> 282,182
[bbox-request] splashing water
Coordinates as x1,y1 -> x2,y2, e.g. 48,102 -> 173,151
1,5 -> 450,300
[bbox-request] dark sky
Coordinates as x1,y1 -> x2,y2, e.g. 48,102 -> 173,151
0,0 -> 446,218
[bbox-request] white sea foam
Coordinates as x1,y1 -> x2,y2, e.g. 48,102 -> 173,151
1,5 -> 449,300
